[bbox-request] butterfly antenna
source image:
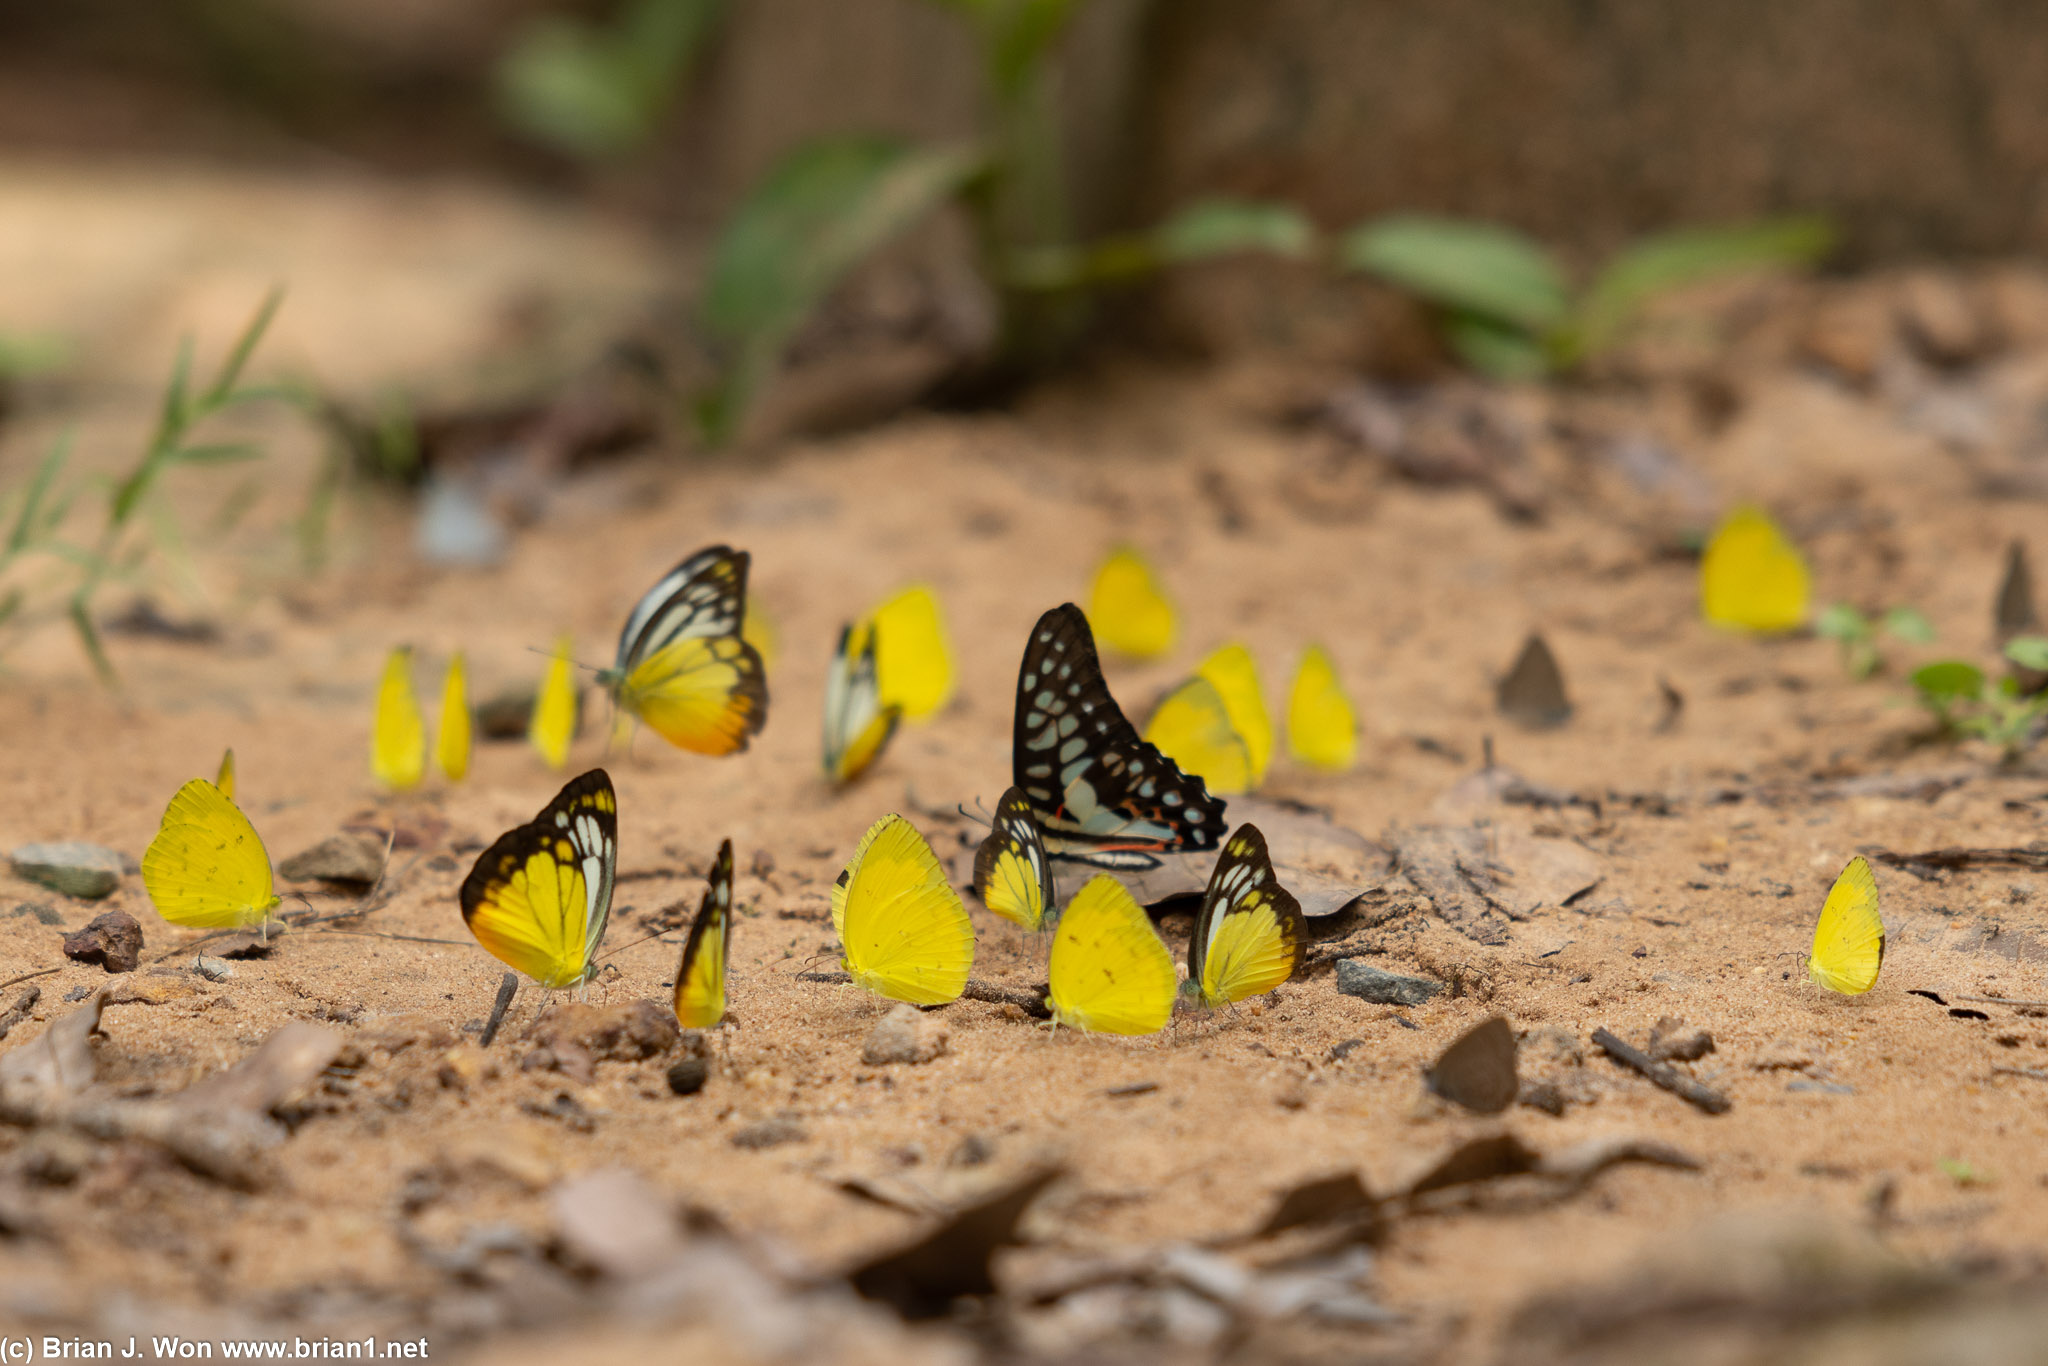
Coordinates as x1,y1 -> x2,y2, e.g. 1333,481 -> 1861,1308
522,642 -> 608,676
597,927 -> 670,964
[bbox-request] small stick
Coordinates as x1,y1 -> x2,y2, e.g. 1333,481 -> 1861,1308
480,973 -> 519,1048
795,971 -> 1052,1018
961,979 -> 1051,1018
1592,1026 -> 1731,1115
1992,1066 -> 2048,1082
0,984 -> 42,1041
1950,994 -> 2048,1010
0,966 -> 60,993
308,929 -> 469,947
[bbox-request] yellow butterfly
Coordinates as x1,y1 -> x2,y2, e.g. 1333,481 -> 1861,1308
673,838 -> 733,1029
438,651 -> 471,782
598,545 -> 768,757
833,814 -> 973,1005
1045,874 -> 1177,1034
744,595 -> 780,671
1286,644 -> 1357,770
1197,643 -> 1272,785
371,646 -> 426,790
142,778 -> 281,936
1701,505 -> 1809,633
531,635 -> 578,770
1088,545 -> 1177,659
1808,855 -> 1883,995
823,619 -> 901,785
215,748 -> 236,801
459,769 -> 618,990
869,584 -> 955,720
972,786 -> 1053,932
1184,824 -> 1305,1009
1144,675 -> 1253,795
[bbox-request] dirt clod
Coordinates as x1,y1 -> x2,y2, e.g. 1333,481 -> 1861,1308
862,1003 -> 949,1065
666,1058 -> 709,1096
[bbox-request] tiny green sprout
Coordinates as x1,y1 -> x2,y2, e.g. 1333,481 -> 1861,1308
1819,602 -> 1935,679
1937,1157 -> 1989,1187
1910,655 -> 2048,757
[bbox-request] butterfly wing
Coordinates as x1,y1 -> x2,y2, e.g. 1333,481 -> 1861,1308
972,786 -> 1053,931
1702,505 -> 1810,633
372,646 -> 426,789
531,635 -> 579,770
1143,676 -> 1253,796
1286,645 -> 1358,771
838,814 -> 973,1005
1808,855 -> 1883,995
610,546 -> 768,757
142,779 -> 278,931
459,769 -> 618,989
438,650 -> 472,781
674,838 -> 732,1028
1087,546 -> 1177,658
1012,604 -> 1227,869
1045,874 -> 1177,1035
1424,1016 -> 1519,1113
871,584 -> 955,720
824,621 -> 901,784
1189,824 -> 1305,1008
1196,644 -> 1272,785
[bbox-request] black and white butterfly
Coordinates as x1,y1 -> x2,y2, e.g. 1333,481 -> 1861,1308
597,545 -> 768,757
1010,603 -> 1226,870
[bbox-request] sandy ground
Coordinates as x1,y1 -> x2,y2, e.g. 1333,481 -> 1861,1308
3,171 -> 2048,1365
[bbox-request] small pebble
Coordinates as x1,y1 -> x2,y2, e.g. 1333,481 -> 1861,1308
12,842 -> 125,900
666,1057 -> 710,1096
729,1115 -> 805,1150
1334,960 -> 1443,1007
61,909 -> 143,973
278,832 -> 387,884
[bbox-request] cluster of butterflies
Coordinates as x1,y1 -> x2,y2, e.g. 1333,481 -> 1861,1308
458,595 -> 1312,1035
133,533 -> 1888,1054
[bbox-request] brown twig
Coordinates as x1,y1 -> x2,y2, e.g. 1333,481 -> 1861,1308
1865,844 -> 2048,876
0,967 -> 60,994
1592,1026 -> 1731,1115
1991,1066 -> 2048,1082
1950,994 -> 2048,1010
0,985 -> 42,1041
795,972 -> 1052,1018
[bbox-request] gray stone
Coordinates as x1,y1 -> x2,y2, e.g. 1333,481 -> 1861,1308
278,832 -> 387,884
1334,959 -> 1443,1007
11,842 -> 124,899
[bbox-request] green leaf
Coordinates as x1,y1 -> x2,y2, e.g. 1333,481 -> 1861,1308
1814,602 -> 1871,642
200,287 -> 285,408
2004,635 -> 2048,671
982,0 -> 1079,99
1580,215 -> 1834,349
699,138 -> 984,441
497,0 -> 723,160
1882,606 -> 1936,644
7,436 -> 71,556
1442,311 -> 1551,381
1340,216 -> 1570,333
1153,199 -> 1316,263
172,442 -> 265,465
1937,1157 -> 1989,1187
1912,659 -> 1986,706
68,596 -> 114,686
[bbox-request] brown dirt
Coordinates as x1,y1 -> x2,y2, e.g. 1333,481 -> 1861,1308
4,173 -> 2048,1364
